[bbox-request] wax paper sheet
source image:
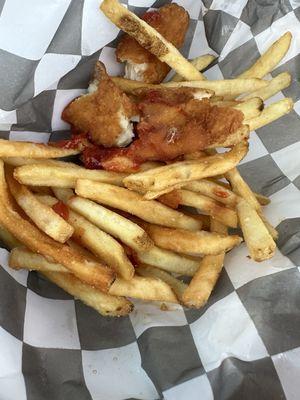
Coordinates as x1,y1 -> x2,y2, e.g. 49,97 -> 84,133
0,1 -> 299,399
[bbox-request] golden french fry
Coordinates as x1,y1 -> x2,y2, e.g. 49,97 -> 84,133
36,195 -> 135,280
143,224 -> 241,256
233,97 -> 263,120
0,161 -> 115,291
136,264 -> 187,302
170,54 -> 216,82
239,32 -> 292,79
14,163 -> 126,188
184,180 -> 238,207
109,275 -> 178,303
0,224 -> 22,248
242,72 -> 291,101
7,171 -> 74,243
100,0 -> 204,81
75,180 -> 202,231
52,187 -> 74,203
237,198 -> 276,261
169,189 -> 238,228
9,248 -> 133,317
0,139 -> 79,158
3,157 -> 81,168
245,98 -> 293,131
112,76 -> 268,97
136,245 -> 200,276
67,196 -> 153,252
124,141 -> 248,194
207,125 -> 249,148
182,219 -> 226,308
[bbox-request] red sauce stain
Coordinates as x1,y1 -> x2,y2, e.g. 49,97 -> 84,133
213,189 -> 230,199
52,201 -> 69,220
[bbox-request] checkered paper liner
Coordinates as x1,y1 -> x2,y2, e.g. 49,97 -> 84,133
0,0 -> 299,399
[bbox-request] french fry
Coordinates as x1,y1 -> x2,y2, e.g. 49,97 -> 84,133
75,180 -> 202,231
14,163 -> 126,188
170,54 -> 216,82
0,139 -> 79,158
124,141 -> 248,194
168,189 -> 238,228
184,180 -> 238,207
136,264 -> 187,302
182,219 -> 226,308
207,125 -> 249,148
143,224 -> 241,255
3,157 -> 81,168
238,32 -> 292,79
242,72 -> 291,101
100,0 -> 204,81
67,196 -> 153,252
112,76 -> 269,97
233,97 -> 263,120
7,171 -> 74,243
0,160 -> 115,291
36,195 -> 135,280
9,248 -> 133,317
0,224 -> 22,248
245,98 -> 293,131
237,198 -> 276,261
109,275 -> 178,303
136,245 -> 200,276
52,187 -> 74,203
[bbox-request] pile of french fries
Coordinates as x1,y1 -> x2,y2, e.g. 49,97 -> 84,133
0,0 -> 295,317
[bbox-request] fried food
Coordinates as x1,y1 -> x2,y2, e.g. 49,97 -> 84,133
62,61 -> 137,147
116,3 -> 189,83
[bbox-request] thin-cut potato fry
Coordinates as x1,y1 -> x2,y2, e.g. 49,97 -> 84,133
184,180 -> 237,207
238,32 -> 292,79
52,187 -> 74,203
109,275 -> 178,303
0,224 -> 22,248
170,189 -> 238,228
112,76 -> 268,97
242,72 -> 291,101
143,224 -> 241,255
0,160 -> 115,291
75,180 -> 202,231
124,141 -> 248,194
9,248 -> 133,317
237,198 -> 276,261
7,172 -> 74,243
233,97 -> 263,119
136,246 -> 200,276
136,264 -> 187,302
182,219 -> 226,308
67,196 -> 153,252
100,0 -> 204,81
170,54 -> 216,82
14,163 -> 126,188
258,211 -> 278,241
0,139 -> 79,158
3,157 -> 81,168
245,98 -> 293,131
207,125 -> 249,149
36,195 -> 135,280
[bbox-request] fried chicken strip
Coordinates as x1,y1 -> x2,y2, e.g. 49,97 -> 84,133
116,4 -> 189,83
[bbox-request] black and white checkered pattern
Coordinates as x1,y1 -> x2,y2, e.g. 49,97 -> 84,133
0,0 -> 300,399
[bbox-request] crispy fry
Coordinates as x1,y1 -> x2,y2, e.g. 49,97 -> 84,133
9,248 -> 132,317
233,97 -> 263,119
0,139 -> 79,158
237,198 -> 276,261
184,180 -> 237,207
14,163 -> 126,188
124,141 -> 248,195
0,160 -> 115,291
3,157 -> 81,168
242,72 -> 291,101
136,264 -> 187,302
36,195 -> 135,280
75,180 -> 202,231
238,32 -> 292,79
112,76 -> 268,97
182,219 -> 226,308
245,98 -> 293,131
52,187 -> 74,203
109,275 -> 178,303
100,0 -> 204,81
136,245 -> 200,276
7,171 -> 74,243
143,224 -> 241,255
67,196 -> 153,252
170,54 -> 216,82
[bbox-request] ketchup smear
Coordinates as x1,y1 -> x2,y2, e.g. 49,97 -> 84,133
53,132 -> 89,150
52,201 -> 69,220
